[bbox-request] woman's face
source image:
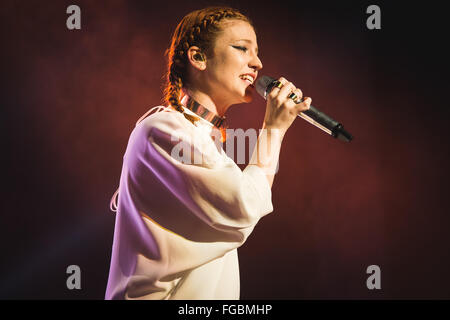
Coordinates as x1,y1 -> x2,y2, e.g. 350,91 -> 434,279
203,19 -> 263,107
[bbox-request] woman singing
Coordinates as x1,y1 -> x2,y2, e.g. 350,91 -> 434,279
105,6 -> 311,300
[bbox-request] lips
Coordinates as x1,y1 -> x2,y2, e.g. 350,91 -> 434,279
239,73 -> 256,85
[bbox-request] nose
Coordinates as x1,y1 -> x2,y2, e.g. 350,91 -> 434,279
249,52 -> 263,71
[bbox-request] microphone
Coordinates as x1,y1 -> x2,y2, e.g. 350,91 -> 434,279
255,75 -> 353,142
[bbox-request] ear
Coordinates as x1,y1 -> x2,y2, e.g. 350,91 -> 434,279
187,46 -> 206,71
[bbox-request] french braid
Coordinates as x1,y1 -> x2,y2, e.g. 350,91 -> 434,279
163,7 -> 253,124
111,8 -> 253,213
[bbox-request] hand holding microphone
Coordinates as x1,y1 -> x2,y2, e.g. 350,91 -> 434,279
261,76 -> 312,134
256,75 -> 353,142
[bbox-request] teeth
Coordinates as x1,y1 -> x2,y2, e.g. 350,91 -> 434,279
240,75 -> 254,84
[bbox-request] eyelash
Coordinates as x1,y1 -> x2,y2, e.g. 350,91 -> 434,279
233,46 -> 248,52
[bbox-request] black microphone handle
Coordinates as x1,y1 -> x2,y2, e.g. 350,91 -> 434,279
303,105 -> 339,132
300,105 -> 352,142
258,76 -> 353,142
265,80 -> 339,130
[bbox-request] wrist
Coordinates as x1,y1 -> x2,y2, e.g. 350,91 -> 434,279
262,123 -> 286,142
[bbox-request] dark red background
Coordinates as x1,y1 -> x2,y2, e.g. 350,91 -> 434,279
1,0 -> 449,299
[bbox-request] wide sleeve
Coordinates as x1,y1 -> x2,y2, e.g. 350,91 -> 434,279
143,113 -> 274,233
105,111 -> 276,300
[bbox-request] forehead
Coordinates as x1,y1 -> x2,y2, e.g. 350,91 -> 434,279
217,19 -> 257,43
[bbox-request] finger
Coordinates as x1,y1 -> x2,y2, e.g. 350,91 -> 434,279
268,77 -> 287,99
277,81 -> 296,103
289,88 -> 303,104
296,96 -> 312,112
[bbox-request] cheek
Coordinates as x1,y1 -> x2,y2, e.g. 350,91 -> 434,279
208,52 -> 244,88
225,58 -> 245,85
208,59 -> 228,82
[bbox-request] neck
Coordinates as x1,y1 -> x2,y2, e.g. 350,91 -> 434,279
185,88 -> 230,117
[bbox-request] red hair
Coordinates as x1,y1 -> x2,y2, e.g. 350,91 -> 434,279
162,7 -> 253,122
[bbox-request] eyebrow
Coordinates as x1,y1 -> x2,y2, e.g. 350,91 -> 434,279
235,39 -> 259,54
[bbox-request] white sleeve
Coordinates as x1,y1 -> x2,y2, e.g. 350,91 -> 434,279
141,113 -> 273,235
106,111 -> 276,299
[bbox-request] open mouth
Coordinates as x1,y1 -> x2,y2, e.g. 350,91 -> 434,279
239,74 -> 255,86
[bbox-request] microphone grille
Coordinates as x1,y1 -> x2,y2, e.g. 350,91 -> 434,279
255,75 -> 275,99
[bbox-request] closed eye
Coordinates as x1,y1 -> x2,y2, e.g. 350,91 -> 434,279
232,45 -> 248,52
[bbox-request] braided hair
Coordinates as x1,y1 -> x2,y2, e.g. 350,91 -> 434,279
111,8 -> 253,213
163,7 -> 253,124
